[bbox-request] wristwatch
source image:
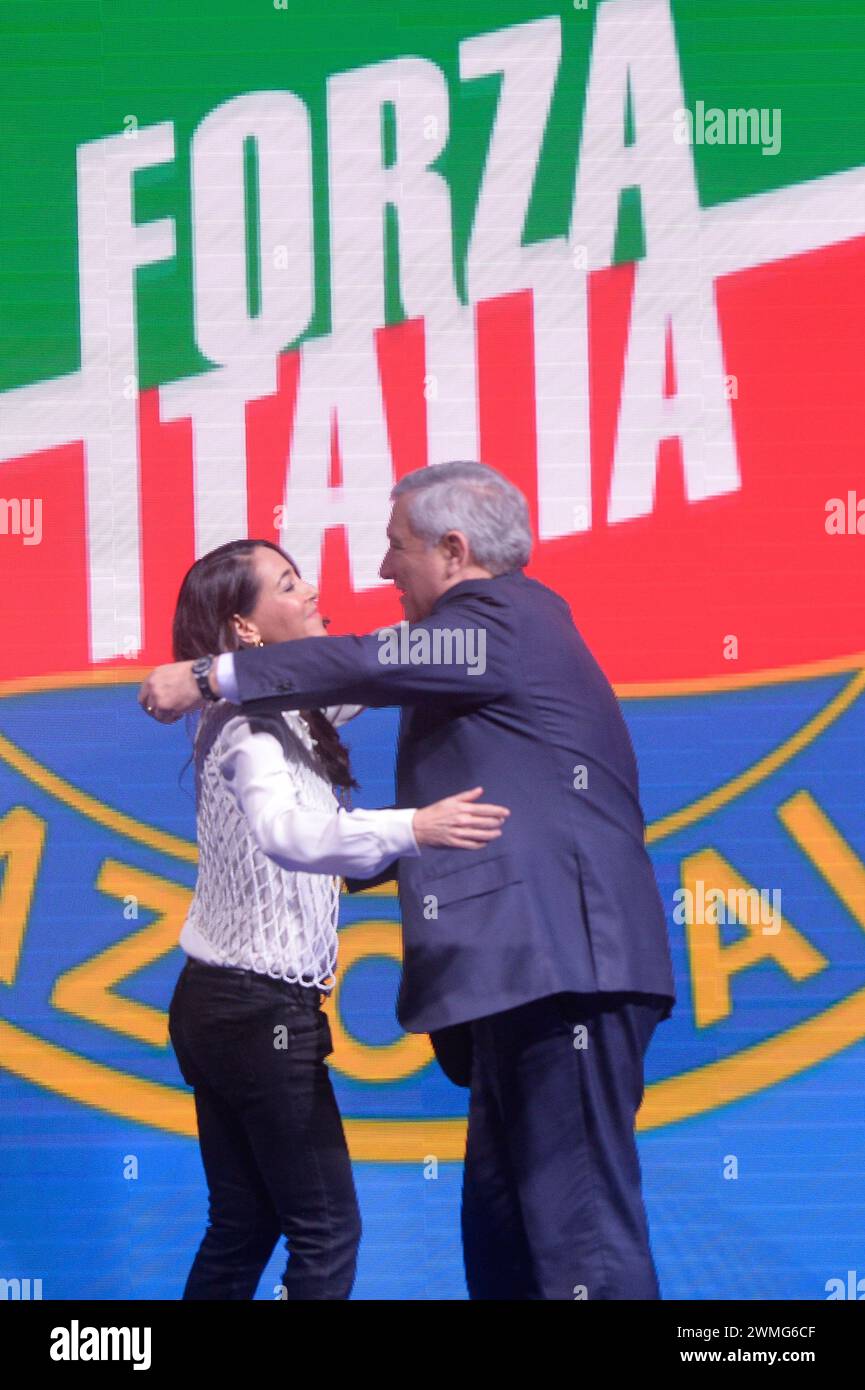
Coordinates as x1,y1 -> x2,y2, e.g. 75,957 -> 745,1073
191,655 -> 220,702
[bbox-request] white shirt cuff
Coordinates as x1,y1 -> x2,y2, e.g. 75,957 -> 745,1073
344,805 -> 420,860
215,651 -> 239,703
385,806 -> 421,858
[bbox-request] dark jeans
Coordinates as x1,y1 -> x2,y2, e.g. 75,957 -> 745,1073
462,991 -> 668,1300
168,956 -> 360,1300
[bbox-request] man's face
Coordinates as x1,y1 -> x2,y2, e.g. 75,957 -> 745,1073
379,495 -> 450,622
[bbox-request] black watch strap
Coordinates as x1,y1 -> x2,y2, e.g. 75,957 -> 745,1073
192,655 -> 220,702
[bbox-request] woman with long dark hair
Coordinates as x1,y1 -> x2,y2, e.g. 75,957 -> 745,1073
167,538 -> 507,1300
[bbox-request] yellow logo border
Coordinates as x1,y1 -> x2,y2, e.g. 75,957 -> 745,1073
0,653 -> 863,1160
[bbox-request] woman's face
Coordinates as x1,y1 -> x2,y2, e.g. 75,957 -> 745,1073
233,547 -> 328,646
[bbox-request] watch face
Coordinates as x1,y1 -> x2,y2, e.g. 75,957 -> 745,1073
192,657 -> 216,697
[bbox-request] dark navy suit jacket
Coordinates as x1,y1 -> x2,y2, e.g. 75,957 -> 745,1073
231,568 -> 676,1076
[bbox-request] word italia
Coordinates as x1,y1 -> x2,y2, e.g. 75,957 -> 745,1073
376,624 -> 487,675
50,1320 -> 151,1370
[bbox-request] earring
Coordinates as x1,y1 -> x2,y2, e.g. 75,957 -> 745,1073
255,638 -> 264,647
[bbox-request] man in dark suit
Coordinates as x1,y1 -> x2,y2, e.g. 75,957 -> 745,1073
140,460 -> 676,1299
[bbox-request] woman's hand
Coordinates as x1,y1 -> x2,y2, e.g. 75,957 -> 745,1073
412,786 -> 510,850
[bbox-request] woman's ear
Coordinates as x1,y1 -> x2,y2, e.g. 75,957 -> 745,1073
230,612 -> 259,646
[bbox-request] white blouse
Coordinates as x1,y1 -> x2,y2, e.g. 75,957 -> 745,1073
179,701 -> 419,988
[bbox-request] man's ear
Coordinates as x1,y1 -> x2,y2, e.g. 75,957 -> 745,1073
441,529 -> 472,570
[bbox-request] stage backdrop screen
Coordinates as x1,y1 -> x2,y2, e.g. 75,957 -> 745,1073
1,0 -> 864,1300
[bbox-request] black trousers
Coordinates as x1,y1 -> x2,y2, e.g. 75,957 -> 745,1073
461,991 -> 668,1300
168,957 -> 360,1300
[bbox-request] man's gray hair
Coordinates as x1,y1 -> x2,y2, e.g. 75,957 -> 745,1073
391,461 -> 532,574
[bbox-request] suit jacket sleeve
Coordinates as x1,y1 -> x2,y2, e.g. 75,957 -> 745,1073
231,594 -> 515,714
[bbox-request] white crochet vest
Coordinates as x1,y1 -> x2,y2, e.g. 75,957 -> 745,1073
180,701 -> 341,987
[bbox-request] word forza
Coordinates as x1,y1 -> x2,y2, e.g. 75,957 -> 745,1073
0,0 -> 744,661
